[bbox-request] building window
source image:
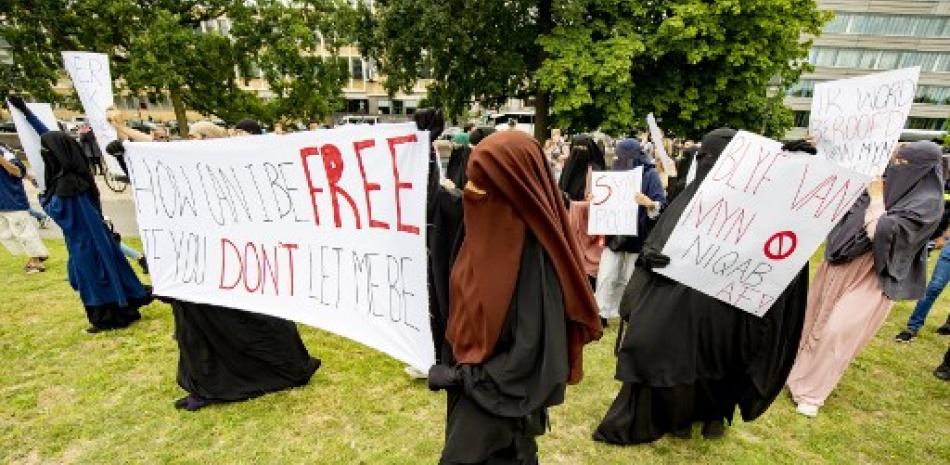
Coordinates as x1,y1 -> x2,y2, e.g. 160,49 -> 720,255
793,111 -> 811,128
787,80 -> 816,98
393,100 -> 404,115
350,57 -> 364,80
825,13 -> 950,38
809,47 -> 950,73
914,85 -> 950,105
346,98 -> 368,114
905,117 -> 948,130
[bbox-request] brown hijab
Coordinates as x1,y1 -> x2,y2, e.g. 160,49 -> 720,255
447,131 -> 602,384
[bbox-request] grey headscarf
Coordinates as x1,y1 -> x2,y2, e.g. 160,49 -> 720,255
825,141 -> 945,300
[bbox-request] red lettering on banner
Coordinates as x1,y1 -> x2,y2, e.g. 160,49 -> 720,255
387,134 -> 420,235
320,144 -> 362,229
353,139 -> 390,229
219,238 -> 243,290
218,238 -> 298,297
299,147 -> 324,225
592,175 -> 613,206
791,165 -> 865,221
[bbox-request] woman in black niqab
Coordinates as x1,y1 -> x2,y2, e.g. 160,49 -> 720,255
558,135 -> 606,201
39,132 -> 152,332
594,128 -> 811,444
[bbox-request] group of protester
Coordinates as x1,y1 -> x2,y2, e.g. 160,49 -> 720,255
2,94 -> 949,464
421,111 -> 949,462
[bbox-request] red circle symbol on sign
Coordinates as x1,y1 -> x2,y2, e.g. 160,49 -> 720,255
763,231 -> 798,260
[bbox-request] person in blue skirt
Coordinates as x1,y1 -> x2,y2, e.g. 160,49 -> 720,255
8,96 -> 152,332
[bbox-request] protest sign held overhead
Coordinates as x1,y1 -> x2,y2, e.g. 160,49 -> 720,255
657,131 -> 870,317
588,168 -> 642,235
125,123 -> 434,371
61,51 -> 124,175
8,102 -> 57,191
646,113 -> 675,174
809,67 -> 920,176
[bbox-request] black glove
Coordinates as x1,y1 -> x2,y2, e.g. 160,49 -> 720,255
427,364 -> 460,391
639,249 -> 671,269
7,95 -> 29,114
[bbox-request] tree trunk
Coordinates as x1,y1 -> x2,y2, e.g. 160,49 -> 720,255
534,92 -> 549,142
170,87 -> 189,138
533,0 -> 553,142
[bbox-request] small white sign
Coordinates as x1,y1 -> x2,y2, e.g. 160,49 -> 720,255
587,168 -> 642,235
8,102 -> 57,191
810,67 -> 920,176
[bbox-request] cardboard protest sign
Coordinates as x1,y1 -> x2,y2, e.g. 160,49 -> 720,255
657,131 -> 870,317
646,113 -> 675,174
125,123 -> 435,370
61,51 -> 123,174
587,168 -> 642,235
8,102 -> 57,191
810,67 -> 920,176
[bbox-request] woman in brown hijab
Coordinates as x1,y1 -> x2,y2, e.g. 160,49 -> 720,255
426,131 -> 603,464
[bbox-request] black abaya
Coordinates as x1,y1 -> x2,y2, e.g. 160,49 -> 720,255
441,234 -> 568,465
595,128 -> 808,444
172,300 -> 319,402
428,186 -> 465,364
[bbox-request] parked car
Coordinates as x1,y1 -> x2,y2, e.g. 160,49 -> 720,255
338,115 -> 380,125
0,121 -> 16,133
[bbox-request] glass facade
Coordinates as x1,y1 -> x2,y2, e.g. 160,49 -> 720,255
825,13 -> 950,38
790,79 -> 950,105
808,47 -> 950,73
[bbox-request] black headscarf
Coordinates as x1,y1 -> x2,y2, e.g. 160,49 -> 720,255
40,131 -> 101,209
826,141 -> 945,300
558,135 -> 607,201
446,145 -> 472,188
469,127 -> 495,146
234,119 -> 263,135
413,108 -> 445,143
622,127 -> 738,300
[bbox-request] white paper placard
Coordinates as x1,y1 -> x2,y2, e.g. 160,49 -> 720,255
8,102 -> 57,191
62,51 -> 124,174
126,123 -> 434,370
647,113 -> 675,174
657,131 -> 870,317
810,67 -> 920,176
587,168 -> 642,235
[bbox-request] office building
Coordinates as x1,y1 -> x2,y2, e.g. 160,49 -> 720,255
785,0 -> 950,138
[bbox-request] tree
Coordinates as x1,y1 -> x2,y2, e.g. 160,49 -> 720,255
359,0 -> 828,139
356,0 -> 547,134
0,0 -> 352,135
539,0 -> 829,139
229,0 -> 351,125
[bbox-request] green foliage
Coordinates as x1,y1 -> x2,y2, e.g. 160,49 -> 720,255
540,0 -> 830,138
2,239 -> 949,463
0,0 -> 352,125
357,0 -> 541,121
361,0 -> 828,138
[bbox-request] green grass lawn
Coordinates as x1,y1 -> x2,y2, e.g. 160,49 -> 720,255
1,239 -> 948,464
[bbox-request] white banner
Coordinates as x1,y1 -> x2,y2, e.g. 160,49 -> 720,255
61,51 -> 123,175
587,168 -> 642,235
125,123 -> 435,370
810,67 -> 920,176
657,131 -> 870,317
9,102 -> 57,192
646,113 -> 675,174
